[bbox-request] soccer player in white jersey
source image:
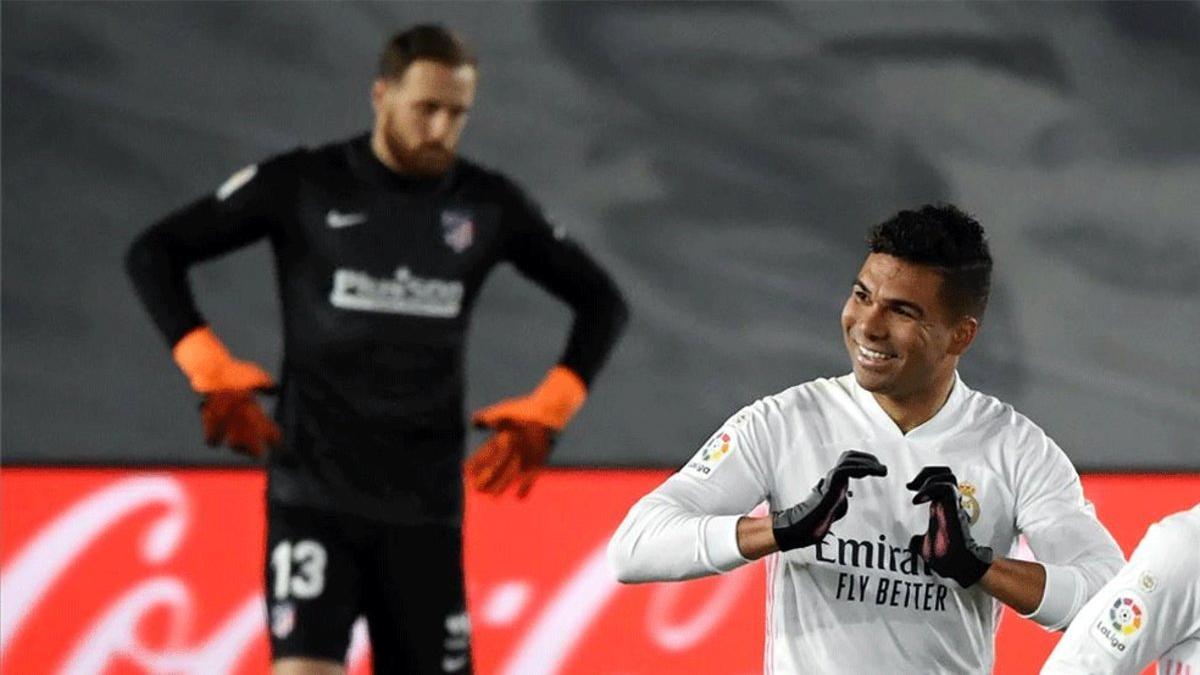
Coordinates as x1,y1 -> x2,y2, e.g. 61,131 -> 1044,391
608,204 -> 1126,674
1042,504 -> 1200,675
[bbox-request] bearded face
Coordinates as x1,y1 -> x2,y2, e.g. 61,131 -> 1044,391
371,60 -> 476,176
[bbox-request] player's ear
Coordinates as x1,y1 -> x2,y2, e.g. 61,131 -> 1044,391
371,79 -> 389,113
947,316 -> 978,356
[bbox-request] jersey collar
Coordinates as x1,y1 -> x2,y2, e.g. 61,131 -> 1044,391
851,371 -> 969,440
346,132 -> 459,193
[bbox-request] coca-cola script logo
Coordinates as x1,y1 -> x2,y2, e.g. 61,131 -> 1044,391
1,472 -> 280,674
0,469 -> 765,674
6,469 -> 1180,674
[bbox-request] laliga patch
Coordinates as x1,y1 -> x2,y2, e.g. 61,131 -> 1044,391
683,430 -> 735,480
216,164 -> 258,201
1089,591 -> 1148,656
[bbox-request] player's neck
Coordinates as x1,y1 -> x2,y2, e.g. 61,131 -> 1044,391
370,131 -> 405,174
872,372 -> 956,435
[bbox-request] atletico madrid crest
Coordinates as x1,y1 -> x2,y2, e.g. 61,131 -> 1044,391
440,208 -> 475,253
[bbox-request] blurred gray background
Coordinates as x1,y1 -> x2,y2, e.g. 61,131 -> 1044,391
3,1 -> 1198,470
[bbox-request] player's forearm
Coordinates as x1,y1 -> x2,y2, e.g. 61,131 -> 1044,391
1017,555 -> 1124,631
608,494 -> 748,583
126,214 -> 209,346
979,556 -> 1046,616
518,230 -> 630,386
735,516 -> 779,560
557,274 -> 629,386
1020,510 -> 1125,629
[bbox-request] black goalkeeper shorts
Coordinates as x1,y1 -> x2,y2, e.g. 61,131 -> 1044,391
264,503 -> 472,674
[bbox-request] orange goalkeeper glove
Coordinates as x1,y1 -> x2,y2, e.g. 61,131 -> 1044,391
173,326 -> 280,457
466,366 -> 587,498
173,326 -> 274,393
465,424 -> 555,498
200,390 -> 281,457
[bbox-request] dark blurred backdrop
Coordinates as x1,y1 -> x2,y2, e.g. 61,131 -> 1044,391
3,1 -> 1198,470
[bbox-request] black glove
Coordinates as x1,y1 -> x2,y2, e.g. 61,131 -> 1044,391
907,466 -> 993,588
771,450 -> 888,551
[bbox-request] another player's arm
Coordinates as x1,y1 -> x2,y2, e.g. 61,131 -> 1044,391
467,181 -> 629,496
125,157 -> 295,454
1041,517 -> 1200,674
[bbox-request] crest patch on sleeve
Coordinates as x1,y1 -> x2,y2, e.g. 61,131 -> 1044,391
216,164 -> 258,201
1089,591 -> 1148,657
683,430 -> 736,480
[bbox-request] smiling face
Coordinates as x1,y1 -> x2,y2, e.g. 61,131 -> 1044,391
841,253 -> 978,404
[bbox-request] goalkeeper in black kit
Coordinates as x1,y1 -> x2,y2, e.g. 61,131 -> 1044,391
125,25 -> 627,675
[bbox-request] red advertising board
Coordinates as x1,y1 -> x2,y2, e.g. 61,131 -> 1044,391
2,468 -> 1195,674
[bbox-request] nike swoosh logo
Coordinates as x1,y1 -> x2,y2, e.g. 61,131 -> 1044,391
441,655 -> 468,672
326,210 -> 368,228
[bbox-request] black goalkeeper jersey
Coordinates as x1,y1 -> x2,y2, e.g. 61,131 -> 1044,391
127,134 -> 627,523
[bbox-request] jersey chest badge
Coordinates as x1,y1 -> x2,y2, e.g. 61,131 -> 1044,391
958,482 -> 981,525
440,208 -> 475,253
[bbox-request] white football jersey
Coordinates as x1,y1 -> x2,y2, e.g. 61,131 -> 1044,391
609,374 -> 1125,674
1042,504 -> 1200,675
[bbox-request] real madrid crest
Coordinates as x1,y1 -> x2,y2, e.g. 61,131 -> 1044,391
1138,570 -> 1158,593
958,482 -> 981,525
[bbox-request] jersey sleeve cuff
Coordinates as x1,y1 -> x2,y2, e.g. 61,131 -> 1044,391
703,514 -> 750,572
1020,562 -> 1084,631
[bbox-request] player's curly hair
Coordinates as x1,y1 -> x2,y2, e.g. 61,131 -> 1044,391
867,204 -> 993,322
378,24 -> 476,81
